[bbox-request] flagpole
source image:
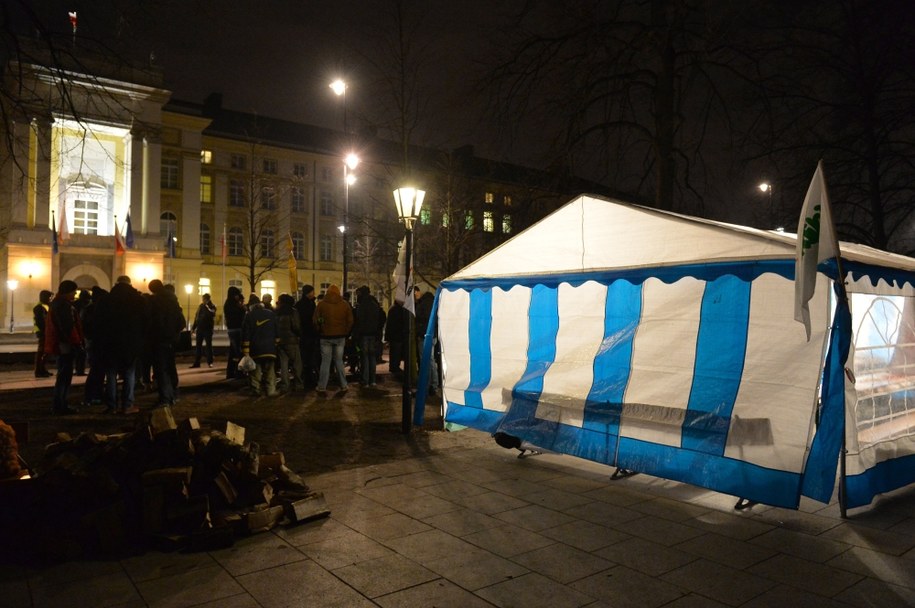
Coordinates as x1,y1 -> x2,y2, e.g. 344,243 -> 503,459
222,223 -> 227,330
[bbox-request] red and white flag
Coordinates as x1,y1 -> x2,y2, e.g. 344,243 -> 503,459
68,11 -> 78,34
58,205 -> 70,243
115,220 -> 127,255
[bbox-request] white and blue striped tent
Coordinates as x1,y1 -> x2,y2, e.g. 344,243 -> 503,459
416,194 -> 915,510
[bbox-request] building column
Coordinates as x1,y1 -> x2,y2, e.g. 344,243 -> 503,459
143,132 -> 162,236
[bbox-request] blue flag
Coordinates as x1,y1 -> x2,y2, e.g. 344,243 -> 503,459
52,212 -> 59,254
125,212 -> 135,248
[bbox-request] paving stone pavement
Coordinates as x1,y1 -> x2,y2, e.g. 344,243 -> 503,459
1,360 -> 915,607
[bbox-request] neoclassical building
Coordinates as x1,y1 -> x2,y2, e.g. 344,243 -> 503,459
1,41 -> 585,329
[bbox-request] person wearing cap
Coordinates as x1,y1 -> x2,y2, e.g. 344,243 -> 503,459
32,289 -> 54,378
241,294 -> 279,397
44,279 -> 82,414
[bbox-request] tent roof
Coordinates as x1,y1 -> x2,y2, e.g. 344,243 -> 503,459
445,195 -> 915,288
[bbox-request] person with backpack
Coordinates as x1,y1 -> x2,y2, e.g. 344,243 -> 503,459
191,293 -> 217,368
353,285 -> 385,387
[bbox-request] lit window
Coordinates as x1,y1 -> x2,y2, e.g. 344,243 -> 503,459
228,227 -> 243,256
293,163 -> 307,177
198,277 -> 211,295
260,229 -> 275,258
442,213 -> 450,228
464,210 -> 474,230
200,150 -> 212,164
504,195 -> 512,206
484,192 -> 493,204
160,211 -> 177,237
503,214 -> 512,234
320,191 -> 334,215
229,179 -> 245,207
320,234 -> 333,261
231,154 -> 246,170
161,158 -> 179,189
483,211 -> 494,232
291,187 -> 306,212
200,223 -> 211,254
291,231 -> 305,259
420,207 -> 431,225
320,282 -> 330,296
260,280 -> 276,300
263,158 -> 277,174
73,199 -> 100,235
260,186 -> 277,209
229,278 -> 243,289
200,174 -> 213,204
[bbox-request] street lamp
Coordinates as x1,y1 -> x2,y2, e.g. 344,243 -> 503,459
342,153 -> 359,293
7,279 -> 17,333
393,186 -> 425,434
329,78 -> 347,134
184,284 -> 193,329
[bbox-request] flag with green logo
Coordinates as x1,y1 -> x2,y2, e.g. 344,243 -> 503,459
795,160 -> 839,341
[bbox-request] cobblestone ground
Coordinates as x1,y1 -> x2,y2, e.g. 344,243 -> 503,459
1,355 -> 493,480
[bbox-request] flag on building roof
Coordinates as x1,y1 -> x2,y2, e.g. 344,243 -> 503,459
115,218 -> 127,255
287,232 -> 298,294
794,160 -> 840,341
51,211 -> 58,255
125,211 -> 135,248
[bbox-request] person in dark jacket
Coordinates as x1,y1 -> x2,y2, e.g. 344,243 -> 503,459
191,293 -> 217,368
148,280 -> 185,406
413,286 -> 439,394
80,286 -> 108,407
242,295 -> 278,397
275,293 -> 302,392
224,286 -> 246,379
72,288 -> 92,375
384,299 -> 409,378
294,284 -> 319,388
95,276 -> 146,413
313,284 -> 353,394
353,285 -> 385,387
33,289 -> 53,377
45,279 -> 82,414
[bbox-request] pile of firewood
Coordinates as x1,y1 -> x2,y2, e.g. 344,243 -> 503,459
0,407 -> 328,562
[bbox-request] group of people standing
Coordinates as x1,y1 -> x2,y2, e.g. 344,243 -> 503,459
35,276 -> 186,415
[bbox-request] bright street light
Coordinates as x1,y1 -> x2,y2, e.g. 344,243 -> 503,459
329,79 -> 346,97
184,284 -> 193,329
341,153 -> 360,293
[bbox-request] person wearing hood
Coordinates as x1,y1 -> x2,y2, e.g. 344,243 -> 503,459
294,284 -> 319,388
242,294 -> 279,397
313,284 -> 353,395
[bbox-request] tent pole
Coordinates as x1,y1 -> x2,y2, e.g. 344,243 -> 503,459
839,432 -> 847,518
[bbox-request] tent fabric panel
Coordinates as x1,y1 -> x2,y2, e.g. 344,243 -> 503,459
439,288 -> 471,408
845,448 -> 915,509
536,282 -> 611,429
723,273 -> 828,472
620,277 -> 704,447
486,287 -> 532,409
682,275 -> 751,455
466,289 -> 493,409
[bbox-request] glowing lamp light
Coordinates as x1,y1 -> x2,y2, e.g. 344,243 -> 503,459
329,79 -> 346,96
393,187 -> 425,228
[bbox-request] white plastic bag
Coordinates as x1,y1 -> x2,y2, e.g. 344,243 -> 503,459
238,354 -> 256,373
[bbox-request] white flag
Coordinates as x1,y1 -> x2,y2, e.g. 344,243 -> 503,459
794,160 -> 839,341
392,238 -> 415,316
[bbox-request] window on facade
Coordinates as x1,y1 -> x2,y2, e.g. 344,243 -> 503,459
485,192 -> 494,204
200,223 -> 211,254
320,234 -> 333,261
263,158 -> 277,174
442,213 -> 450,228
228,227 -> 243,256
503,214 -> 513,234
260,280 -> 276,300
161,158 -> 179,189
320,167 -> 332,182
293,163 -> 307,177
198,277 -> 211,295
291,187 -> 306,212
483,211 -> 494,232
291,231 -> 305,259
504,195 -> 512,207
260,186 -> 277,209
229,278 -> 243,289
201,150 -> 212,164
200,174 -> 213,204
229,179 -> 245,207
260,229 -> 275,258
420,207 -> 431,225
464,210 -> 474,230
160,211 -> 177,237
73,199 -> 100,235
231,154 -> 246,170
320,191 -> 334,215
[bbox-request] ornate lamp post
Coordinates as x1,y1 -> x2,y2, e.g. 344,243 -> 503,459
393,187 -> 425,434
7,279 -> 18,333
184,284 -> 193,330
